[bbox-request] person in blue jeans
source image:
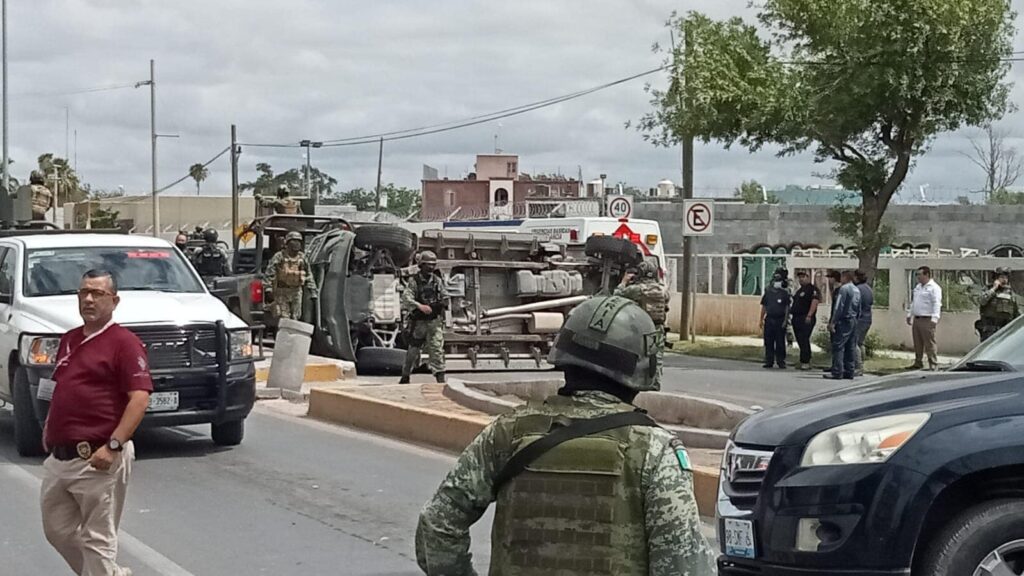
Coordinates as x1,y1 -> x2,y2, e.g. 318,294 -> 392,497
825,270 -> 862,380
853,269 -> 874,376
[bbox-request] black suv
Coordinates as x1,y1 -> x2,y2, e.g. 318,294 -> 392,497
717,315 -> 1024,576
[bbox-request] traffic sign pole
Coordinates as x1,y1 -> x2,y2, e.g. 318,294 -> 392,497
682,200 -> 716,342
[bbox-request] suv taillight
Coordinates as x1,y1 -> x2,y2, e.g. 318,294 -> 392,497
250,280 -> 264,304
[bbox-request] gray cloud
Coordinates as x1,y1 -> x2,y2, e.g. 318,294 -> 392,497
5,0 -> 1022,203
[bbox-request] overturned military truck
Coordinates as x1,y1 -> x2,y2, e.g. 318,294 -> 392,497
304,224 -> 641,374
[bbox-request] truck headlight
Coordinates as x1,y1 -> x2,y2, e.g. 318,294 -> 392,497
229,331 -> 253,360
800,413 -> 930,467
23,336 -> 60,366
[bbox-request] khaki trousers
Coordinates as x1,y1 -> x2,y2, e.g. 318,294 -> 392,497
40,441 -> 134,576
912,317 -> 939,368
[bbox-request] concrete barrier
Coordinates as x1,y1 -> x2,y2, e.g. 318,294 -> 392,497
309,384 -> 723,516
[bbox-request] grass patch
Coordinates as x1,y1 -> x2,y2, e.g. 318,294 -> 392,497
670,340 -> 910,375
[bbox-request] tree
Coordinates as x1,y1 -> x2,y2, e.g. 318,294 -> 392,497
188,163 -> 209,195
381,184 -> 422,218
733,179 -> 778,204
962,124 -> 1024,200
638,2 -> 1015,279
989,188 -> 1024,205
321,187 -> 376,209
240,163 -> 337,199
37,153 -> 86,205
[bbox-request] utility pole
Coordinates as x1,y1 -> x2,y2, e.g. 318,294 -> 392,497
374,136 -> 384,211
64,107 -> 69,160
299,139 -> 322,205
673,22 -> 696,342
2,0 -> 9,201
230,124 -> 239,251
143,60 -> 159,237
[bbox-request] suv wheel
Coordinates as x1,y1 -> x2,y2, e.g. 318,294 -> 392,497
13,367 -> 45,457
584,235 -> 641,265
211,420 -> 245,446
919,500 -> 1024,575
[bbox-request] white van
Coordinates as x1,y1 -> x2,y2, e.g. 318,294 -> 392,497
518,217 -> 667,274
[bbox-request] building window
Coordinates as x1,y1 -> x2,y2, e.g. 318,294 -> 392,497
495,188 -> 509,207
507,162 -> 517,176
445,190 -> 455,207
535,184 -> 550,197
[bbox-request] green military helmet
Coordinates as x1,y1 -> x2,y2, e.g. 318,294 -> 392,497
203,228 -> 219,243
285,231 -> 303,244
29,170 -> 44,185
549,295 -> 660,392
637,260 -> 658,279
418,250 -> 438,264
996,266 -> 1012,277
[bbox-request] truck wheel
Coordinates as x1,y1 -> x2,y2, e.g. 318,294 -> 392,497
918,500 -> 1024,576
13,367 -> 45,457
356,346 -> 407,376
584,235 -> 641,265
211,420 -> 245,446
354,225 -> 416,266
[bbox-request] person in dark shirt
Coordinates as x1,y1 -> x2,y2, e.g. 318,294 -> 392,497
790,270 -> 821,370
853,269 -> 874,377
826,270 -> 862,380
822,270 -> 842,373
760,268 -> 792,369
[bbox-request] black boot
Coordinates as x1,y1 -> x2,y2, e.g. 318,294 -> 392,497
398,374 -> 411,384
434,371 -> 446,383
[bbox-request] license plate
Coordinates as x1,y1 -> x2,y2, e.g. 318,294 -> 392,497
724,518 -> 756,558
147,391 -> 179,413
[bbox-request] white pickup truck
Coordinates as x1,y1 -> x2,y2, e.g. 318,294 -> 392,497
0,232 -> 261,456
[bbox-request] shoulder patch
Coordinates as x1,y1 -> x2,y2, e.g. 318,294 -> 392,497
588,296 -> 631,334
669,438 -> 691,472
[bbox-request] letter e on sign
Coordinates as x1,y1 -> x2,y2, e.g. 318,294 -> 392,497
683,200 -> 715,236
607,196 -> 633,219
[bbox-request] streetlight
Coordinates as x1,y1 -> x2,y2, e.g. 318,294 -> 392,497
134,60 -> 178,237
299,139 -> 323,204
2,0 -> 9,200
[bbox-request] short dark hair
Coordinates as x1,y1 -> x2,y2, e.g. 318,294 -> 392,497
827,270 -> 841,281
854,269 -> 868,283
82,269 -> 117,293
796,270 -> 809,278
841,270 -> 856,281
918,266 -> 932,277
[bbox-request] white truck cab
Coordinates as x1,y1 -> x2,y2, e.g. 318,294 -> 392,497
0,233 -> 261,456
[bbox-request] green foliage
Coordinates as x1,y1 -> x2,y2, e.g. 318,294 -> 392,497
828,193 -> 898,255
382,184 -> 422,218
322,187 -> 375,209
188,163 -> 209,195
37,153 -> 86,205
640,1 -> 1016,277
988,188 -> 1024,204
812,327 -> 884,359
956,195 -> 972,206
733,179 -> 778,204
240,163 -> 338,199
873,270 -> 890,309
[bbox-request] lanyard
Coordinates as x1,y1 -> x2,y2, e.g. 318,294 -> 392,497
53,320 -> 114,378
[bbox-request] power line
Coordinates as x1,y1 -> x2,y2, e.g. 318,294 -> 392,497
12,82 -> 138,100
155,145 -> 230,194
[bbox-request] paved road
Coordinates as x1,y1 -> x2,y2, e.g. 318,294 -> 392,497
0,402 -> 494,576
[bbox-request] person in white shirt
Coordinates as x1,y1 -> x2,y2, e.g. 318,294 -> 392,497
906,266 -> 943,370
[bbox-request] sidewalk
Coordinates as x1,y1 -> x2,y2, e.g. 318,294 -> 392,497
670,333 -> 960,366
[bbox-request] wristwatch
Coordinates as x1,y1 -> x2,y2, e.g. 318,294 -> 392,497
107,438 -> 123,452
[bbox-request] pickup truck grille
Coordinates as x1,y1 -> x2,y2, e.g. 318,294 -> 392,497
722,445 -> 774,510
133,327 -> 220,370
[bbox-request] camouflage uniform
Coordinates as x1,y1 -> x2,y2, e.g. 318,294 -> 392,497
415,295 -> 715,576
29,180 -> 53,221
193,242 -> 231,280
402,271 -> 447,376
978,284 -> 1021,342
265,249 -> 317,321
615,278 -> 669,384
256,194 -> 301,215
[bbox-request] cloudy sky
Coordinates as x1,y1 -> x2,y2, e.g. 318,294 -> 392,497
8,0 -> 1024,203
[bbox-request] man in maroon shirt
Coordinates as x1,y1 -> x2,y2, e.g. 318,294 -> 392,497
40,269 -> 152,576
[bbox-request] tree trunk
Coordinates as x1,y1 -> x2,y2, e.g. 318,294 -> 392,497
858,194 -> 884,282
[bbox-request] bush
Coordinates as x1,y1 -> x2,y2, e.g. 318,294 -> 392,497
812,325 -> 885,358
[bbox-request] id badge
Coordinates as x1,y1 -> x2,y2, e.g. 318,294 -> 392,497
37,378 -> 56,401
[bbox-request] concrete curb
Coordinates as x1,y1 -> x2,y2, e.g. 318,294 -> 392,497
308,385 -> 722,516
443,379 -> 747,449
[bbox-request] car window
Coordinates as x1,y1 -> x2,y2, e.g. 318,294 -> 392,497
23,246 -> 204,297
0,248 -> 14,297
954,314 -> 1024,370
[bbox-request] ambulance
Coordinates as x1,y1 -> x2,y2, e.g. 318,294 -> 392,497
516,217 -> 667,275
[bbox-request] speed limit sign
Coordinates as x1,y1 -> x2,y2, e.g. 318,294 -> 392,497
607,195 -> 633,219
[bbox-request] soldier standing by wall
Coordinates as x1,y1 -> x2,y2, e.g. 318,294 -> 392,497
615,260 -> 669,384
264,231 -> 317,322
192,229 -> 231,282
760,267 -> 792,369
400,251 -> 447,384
29,170 -> 53,221
415,296 -> 715,576
977,266 -> 1021,342
256,185 -> 301,215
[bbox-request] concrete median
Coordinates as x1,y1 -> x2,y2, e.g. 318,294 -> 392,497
308,384 -> 724,516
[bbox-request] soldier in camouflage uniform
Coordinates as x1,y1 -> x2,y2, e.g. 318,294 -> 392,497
192,228 -> 231,282
400,251 -> 447,384
977,266 -> 1021,342
256,185 -> 301,215
415,295 -> 715,576
29,171 -> 53,221
614,260 -> 669,385
264,231 -> 317,322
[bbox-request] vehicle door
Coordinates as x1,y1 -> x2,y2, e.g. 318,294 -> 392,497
0,245 -> 18,398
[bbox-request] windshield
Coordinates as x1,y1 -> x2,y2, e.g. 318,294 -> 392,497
953,314 -> 1024,371
24,247 -> 205,297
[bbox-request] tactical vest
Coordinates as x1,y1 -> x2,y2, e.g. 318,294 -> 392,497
638,280 -> 668,325
30,185 -> 52,217
982,288 -> 1017,323
276,254 -> 305,288
279,198 -> 299,214
196,246 -> 225,277
490,400 -> 649,576
764,287 -> 791,318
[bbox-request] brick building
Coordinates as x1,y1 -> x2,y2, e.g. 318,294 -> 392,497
421,154 -> 582,221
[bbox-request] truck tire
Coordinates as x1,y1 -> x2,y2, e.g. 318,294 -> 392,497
584,235 -> 641,266
918,499 -> 1024,576
354,225 -> 416,266
13,367 -> 45,457
211,420 -> 245,446
356,346 -> 407,375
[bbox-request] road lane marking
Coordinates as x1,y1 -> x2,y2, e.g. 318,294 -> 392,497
0,460 -> 197,576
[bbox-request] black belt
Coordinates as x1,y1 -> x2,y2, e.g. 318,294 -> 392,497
914,315 -> 932,319
50,441 -> 103,461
